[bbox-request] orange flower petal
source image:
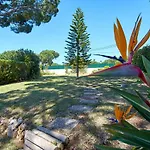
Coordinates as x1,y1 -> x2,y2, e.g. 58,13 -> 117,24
114,104 -> 119,120
114,105 -> 122,122
114,24 -> 121,52
116,18 -> 127,60
128,15 -> 142,52
125,113 -> 136,119
132,17 -> 142,49
117,106 -> 124,122
118,110 -> 124,122
134,29 -> 150,52
125,105 -> 132,115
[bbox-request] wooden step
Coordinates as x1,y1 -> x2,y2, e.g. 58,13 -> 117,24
24,130 -> 59,150
37,126 -> 69,145
32,129 -> 64,150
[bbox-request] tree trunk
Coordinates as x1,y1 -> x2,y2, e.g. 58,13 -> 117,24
76,44 -> 80,78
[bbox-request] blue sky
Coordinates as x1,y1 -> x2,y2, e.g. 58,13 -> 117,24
0,0 -> 150,64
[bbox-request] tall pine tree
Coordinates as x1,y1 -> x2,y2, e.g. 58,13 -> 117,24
65,8 -> 91,77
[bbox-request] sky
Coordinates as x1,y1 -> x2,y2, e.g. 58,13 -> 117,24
0,0 -> 150,64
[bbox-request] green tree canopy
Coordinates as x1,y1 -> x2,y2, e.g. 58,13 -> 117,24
101,58 -> 118,64
90,59 -> 101,64
0,50 -> 18,60
132,45 -> 150,72
39,50 -> 59,66
51,62 -> 61,66
0,49 -> 40,78
65,8 -> 91,77
0,0 -> 60,33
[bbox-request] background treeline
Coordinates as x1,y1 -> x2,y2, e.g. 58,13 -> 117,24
0,45 -> 149,85
0,49 -> 60,85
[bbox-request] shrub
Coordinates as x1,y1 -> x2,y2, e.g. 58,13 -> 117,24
0,59 -> 27,85
0,49 -> 40,80
132,45 -> 150,72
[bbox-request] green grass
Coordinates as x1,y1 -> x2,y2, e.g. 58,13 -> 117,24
0,75 -> 149,150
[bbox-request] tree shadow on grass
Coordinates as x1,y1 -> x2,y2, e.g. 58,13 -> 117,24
0,76 -> 85,149
0,76 -> 84,124
0,75 -> 149,150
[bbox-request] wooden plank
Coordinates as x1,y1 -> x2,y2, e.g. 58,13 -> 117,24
24,140 -> 42,150
37,126 -> 69,144
32,129 -> 64,150
25,130 -> 59,150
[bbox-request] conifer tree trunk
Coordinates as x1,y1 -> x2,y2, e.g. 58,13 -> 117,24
76,44 -> 80,78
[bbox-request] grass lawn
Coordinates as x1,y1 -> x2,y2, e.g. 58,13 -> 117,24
0,75 -> 149,150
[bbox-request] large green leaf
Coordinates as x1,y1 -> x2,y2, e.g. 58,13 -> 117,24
111,87 -> 147,107
121,94 -> 150,121
108,127 -> 147,147
111,87 -> 150,121
142,56 -> 150,76
109,131 -> 141,146
104,124 -> 150,148
106,124 -> 144,147
135,90 -> 150,107
121,120 -> 138,130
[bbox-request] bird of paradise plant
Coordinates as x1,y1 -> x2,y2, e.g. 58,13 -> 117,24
113,105 -> 136,123
87,14 -> 150,87
94,15 -> 150,150
95,56 -> 150,150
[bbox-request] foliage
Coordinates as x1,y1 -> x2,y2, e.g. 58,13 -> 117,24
18,49 -> 40,79
102,59 -> 118,65
65,8 -> 91,77
0,59 -> 27,85
51,62 -> 61,66
0,0 -> 60,33
69,56 -> 89,70
96,56 -> 150,150
0,50 -> 18,60
132,45 -> 150,73
90,59 -> 101,64
39,50 -> 59,66
103,66 -> 110,69
0,49 -> 40,81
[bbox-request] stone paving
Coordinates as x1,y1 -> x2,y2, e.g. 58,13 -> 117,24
80,99 -> 98,104
68,105 -> 93,113
47,87 -> 100,134
80,95 -> 99,99
84,88 -> 97,92
48,117 -> 79,130
68,87 -> 99,113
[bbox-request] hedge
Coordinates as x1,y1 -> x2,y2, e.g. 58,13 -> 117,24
0,49 -> 40,85
0,59 -> 28,85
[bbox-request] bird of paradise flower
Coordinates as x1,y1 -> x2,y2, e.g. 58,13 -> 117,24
88,14 -> 150,87
114,105 -> 136,123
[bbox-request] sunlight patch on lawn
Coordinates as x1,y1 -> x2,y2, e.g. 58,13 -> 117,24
7,106 -> 24,115
0,82 -> 26,93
